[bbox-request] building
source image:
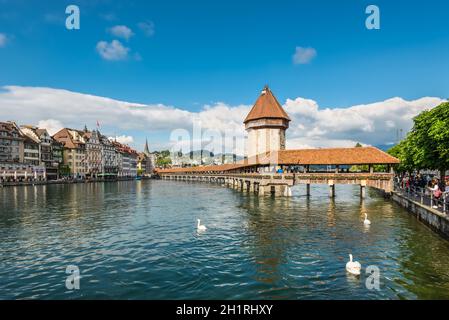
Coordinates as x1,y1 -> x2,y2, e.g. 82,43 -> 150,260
112,141 -> 138,179
100,135 -> 118,179
22,135 -> 40,166
53,128 -> 87,179
0,121 -> 24,163
0,122 -> 49,182
137,139 -> 155,176
20,126 -> 62,180
244,86 -> 290,158
84,129 -> 102,179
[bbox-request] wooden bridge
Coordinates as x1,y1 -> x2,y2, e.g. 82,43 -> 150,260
156,147 -> 399,198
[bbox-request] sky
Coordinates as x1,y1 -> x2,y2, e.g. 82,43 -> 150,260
0,0 -> 448,154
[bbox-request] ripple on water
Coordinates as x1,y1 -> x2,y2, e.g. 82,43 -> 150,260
1,181 -> 449,299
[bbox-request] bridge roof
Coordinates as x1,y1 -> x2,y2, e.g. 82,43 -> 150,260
156,147 -> 399,174
264,147 -> 400,166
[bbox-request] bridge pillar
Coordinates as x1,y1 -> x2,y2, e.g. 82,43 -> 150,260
249,181 -> 255,193
274,185 -> 283,197
360,180 -> 367,199
328,180 -> 335,198
242,180 -> 248,192
258,185 -> 265,196
283,186 -> 292,197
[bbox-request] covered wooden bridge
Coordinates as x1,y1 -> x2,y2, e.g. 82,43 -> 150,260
156,147 -> 400,198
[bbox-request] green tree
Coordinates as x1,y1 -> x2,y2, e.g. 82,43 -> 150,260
388,101 -> 449,179
411,102 -> 449,179
387,137 -> 417,174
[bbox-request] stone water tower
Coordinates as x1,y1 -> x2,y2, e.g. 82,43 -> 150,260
244,86 -> 291,158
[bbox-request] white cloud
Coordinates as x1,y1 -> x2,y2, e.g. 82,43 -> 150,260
283,96 -> 444,147
37,119 -> 64,136
0,85 -> 444,154
293,46 -> 316,65
96,40 -> 130,61
109,25 -> 134,40
110,135 -> 134,145
0,33 -> 7,47
138,21 -> 155,37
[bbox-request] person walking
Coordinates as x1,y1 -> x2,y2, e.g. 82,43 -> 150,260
429,179 -> 442,209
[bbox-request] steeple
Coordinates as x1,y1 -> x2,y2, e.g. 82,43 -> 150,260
144,138 -> 151,156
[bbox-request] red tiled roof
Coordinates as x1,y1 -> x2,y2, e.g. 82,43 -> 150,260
155,147 -> 399,174
244,86 -> 291,123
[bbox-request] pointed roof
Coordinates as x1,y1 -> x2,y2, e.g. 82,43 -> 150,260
144,139 -> 151,156
244,86 -> 291,124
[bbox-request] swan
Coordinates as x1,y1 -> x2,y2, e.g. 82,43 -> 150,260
364,213 -> 371,225
346,254 -> 361,276
197,219 -> 207,231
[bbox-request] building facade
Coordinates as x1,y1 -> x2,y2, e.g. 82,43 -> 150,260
112,141 -> 138,178
53,128 -> 87,178
100,134 -> 118,179
84,129 -> 102,179
20,126 -> 62,180
137,139 -> 155,176
0,122 -> 24,163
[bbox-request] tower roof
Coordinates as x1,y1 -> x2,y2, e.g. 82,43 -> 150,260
244,86 -> 291,124
144,138 -> 151,156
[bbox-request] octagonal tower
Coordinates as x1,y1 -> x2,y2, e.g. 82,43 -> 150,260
244,86 -> 291,158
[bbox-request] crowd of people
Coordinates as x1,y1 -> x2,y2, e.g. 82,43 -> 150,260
396,173 -> 449,209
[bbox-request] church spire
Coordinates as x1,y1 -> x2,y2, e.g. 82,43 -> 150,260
144,138 -> 150,156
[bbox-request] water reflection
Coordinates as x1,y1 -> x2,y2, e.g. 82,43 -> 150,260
1,181 -> 449,299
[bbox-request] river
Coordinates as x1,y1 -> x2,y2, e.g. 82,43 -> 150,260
1,180 -> 449,299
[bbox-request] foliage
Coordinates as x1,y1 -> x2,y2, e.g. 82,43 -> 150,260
388,102 -> 449,177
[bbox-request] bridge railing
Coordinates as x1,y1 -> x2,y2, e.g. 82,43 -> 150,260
394,182 -> 448,214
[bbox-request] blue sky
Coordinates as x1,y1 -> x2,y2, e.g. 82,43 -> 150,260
0,0 -> 448,152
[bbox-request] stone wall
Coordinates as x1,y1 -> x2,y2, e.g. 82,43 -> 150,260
392,192 -> 449,240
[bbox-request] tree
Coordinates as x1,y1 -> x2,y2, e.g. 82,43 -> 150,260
388,101 -> 449,180
387,137 -> 417,174
410,102 -> 449,179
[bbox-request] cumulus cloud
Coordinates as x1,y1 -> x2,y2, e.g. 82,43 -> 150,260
110,135 -> 134,145
0,85 -> 444,154
138,21 -> 155,37
283,96 -> 444,147
0,33 -> 7,47
109,25 -> 134,40
96,40 -> 130,61
37,119 -> 64,136
292,46 -> 316,64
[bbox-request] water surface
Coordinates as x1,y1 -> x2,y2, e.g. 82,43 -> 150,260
1,180 -> 449,299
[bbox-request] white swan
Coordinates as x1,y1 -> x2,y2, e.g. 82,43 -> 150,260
197,219 -> 207,231
346,254 -> 361,276
364,213 -> 371,225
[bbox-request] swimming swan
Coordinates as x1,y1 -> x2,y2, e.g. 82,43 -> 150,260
364,213 -> 371,225
197,219 -> 207,231
346,254 -> 361,276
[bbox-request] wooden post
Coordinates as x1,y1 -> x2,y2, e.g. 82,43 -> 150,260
306,184 -> 311,196
258,185 -> 265,196
328,180 -> 335,198
361,180 -> 367,199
